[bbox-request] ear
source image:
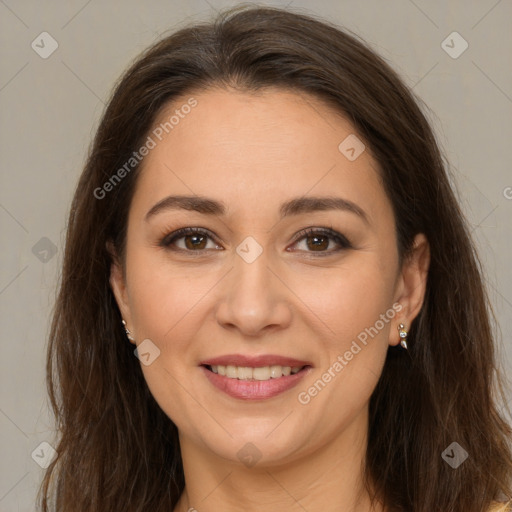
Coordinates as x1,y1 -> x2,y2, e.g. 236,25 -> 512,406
390,233 -> 430,346
107,240 -> 135,344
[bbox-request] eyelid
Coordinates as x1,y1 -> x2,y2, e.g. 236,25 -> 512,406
288,226 -> 352,252
160,227 -> 223,250
160,226 -> 352,253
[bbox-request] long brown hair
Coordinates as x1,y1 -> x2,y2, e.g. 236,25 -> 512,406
39,5 -> 512,511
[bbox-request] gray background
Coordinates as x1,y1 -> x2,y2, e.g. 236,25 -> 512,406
1,0 -> 511,509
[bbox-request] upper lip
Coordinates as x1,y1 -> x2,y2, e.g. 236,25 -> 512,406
200,354 -> 313,368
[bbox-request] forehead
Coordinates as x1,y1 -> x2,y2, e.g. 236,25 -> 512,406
152,86 -> 359,160
131,87 -> 390,224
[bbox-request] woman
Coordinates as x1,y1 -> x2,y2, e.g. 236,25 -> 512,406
39,5 -> 512,511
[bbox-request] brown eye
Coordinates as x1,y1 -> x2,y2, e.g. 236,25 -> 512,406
183,233 -> 208,250
304,233 -> 330,251
290,227 -> 352,254
161,228 -> 223,252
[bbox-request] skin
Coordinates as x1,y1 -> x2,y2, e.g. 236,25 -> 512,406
109,87 -> 430,512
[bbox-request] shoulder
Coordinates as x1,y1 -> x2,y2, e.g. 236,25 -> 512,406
488,502 -> 512,512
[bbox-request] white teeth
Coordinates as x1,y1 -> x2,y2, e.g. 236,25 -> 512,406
238,367 -> 253,380
226,365 -> 237,378
209,365 -> 303,380
253,367 -> 271,381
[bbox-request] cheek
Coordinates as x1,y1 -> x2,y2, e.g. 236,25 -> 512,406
298,258 -> 397,342
298,259 -> 396,402
124,254 -> 210,424
125,246 -> 215,340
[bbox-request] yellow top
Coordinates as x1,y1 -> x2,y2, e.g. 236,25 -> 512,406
489,502 -> 512,512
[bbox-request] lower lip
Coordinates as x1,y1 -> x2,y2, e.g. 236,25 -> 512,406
200,366 -> 312,400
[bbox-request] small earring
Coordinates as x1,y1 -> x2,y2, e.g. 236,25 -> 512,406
121,319 -> 135,341
398,323 -> 408,349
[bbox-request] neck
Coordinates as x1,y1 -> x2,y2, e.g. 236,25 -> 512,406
173,406 -> 384,512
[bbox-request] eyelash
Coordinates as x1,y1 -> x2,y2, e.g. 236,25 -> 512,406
160,226 -> 352,255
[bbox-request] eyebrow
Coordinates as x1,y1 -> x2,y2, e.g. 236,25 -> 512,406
145,195 -> 369,225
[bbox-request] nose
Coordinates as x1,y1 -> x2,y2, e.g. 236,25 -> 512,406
215,248 -> 293,337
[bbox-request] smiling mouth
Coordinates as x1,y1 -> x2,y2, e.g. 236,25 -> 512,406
203,364 -> 310,381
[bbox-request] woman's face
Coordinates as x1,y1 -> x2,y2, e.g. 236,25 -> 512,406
110,87 -> 428,467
